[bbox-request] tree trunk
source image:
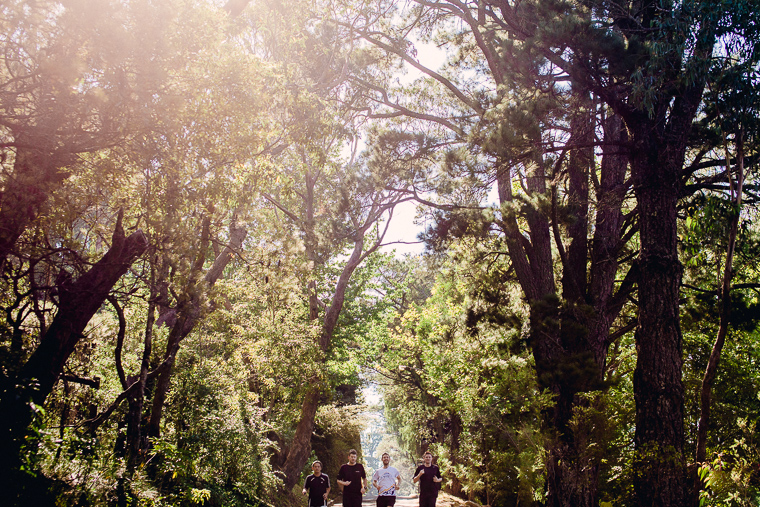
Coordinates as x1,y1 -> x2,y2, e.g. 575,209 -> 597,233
631,120 -> 686,507
695,132 -> 744,465
126,291 -> 156,474
563,91 -> 593,304
146,314 -> 191,439
0,214 -> 147,490
546,102 -> 623,507
0,142 -> 73,269
588,114 -> 629,368
498,109 -> 631,507
11,218 -> 147,405
280,237 -> 367,490
145,219 -> 246,441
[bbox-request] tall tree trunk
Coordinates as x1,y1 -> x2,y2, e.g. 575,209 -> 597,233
631,120 -> 686,507
563,94 -> 592,303
498,109 -> 631,507
695,131 -> 744,465
0,214 -> 147,493
145,219 -> 247,441
588,114 -> 630,368
126,286 -> 156,474
548,93 -> 606,507
627,21 -> 712,497
280,237 -> 367,490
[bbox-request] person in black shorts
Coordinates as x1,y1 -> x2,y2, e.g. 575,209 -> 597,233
372,452 -> 401,507
413,451 -> 442,507
302,460 -> 331,507
336,449 -> 367,507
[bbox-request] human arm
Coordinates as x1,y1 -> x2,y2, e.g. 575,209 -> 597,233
359,465 -> 367,493
433,466 -> 443,483
413,466 -> 424,483
336,467 -> 350,487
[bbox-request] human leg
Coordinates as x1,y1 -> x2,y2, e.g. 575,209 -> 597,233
343,493 -> 362,507
419,493 -> 438,507
376,496 -> 397,507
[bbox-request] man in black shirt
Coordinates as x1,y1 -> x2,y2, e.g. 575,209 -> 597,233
412,451 -> 442,507
336,449 -> 367,507
302,460 -> 331,507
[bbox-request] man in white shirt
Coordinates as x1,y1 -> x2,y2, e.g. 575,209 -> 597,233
372,452 -> 401,507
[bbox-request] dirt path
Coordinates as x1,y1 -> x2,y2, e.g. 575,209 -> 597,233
328,495 -> 418,507
332,493 -> 471,507
360,497 -> 417,507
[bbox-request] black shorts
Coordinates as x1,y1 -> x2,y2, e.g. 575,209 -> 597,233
419,492 -> 438,507
342,492 -> 363,507
376,495 -> 397,507
307,499 -> 326,507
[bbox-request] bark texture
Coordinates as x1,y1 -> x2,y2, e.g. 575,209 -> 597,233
628,106 -> 692,507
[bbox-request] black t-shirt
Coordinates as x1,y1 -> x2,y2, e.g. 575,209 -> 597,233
414,464 -> 442,495
337,463 -> 366,495
304,473 -> 330,505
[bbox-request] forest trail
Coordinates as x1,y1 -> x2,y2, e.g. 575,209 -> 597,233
331,493 -> 471,507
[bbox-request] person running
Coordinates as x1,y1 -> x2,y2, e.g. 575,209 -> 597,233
302,460 -> 330,507
372,452 -> 401,507
412,451 -> 443,507
336,449 -> 367,507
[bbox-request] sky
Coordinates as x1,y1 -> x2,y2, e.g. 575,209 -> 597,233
374,39 -> 447,257
381,201 -> 426,256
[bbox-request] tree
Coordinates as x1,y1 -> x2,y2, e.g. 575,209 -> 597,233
262,138 -> 414,489
690,58 -> 760,467
0,1 -> 271,501
338,0 -> 759,504
0,0 -> 177,267
0,212 -> 147,496
228,0 -> 425,489
340,2 -> 634,504
82,4 -> 275,485
370,240 -> 551,505
0,0 -> 177,489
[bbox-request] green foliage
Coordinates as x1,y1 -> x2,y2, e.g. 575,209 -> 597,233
698,419 -> 760,507
2,1 -> 760,506
682,328 -> 760,455
369,239 -> 550,505
311,404 -> 365,492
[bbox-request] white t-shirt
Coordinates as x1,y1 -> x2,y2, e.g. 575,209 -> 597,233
372,466 -> 400,496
